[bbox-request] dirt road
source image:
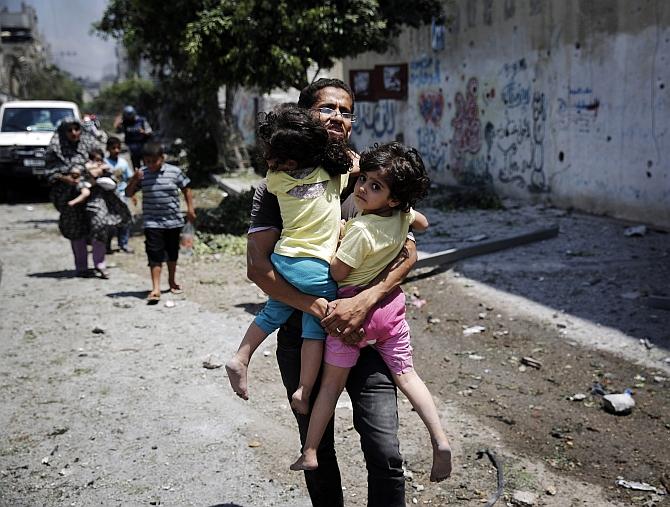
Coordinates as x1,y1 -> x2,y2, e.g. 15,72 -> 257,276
1,199 -> 668,506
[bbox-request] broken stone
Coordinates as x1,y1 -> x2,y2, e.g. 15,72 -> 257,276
202,357 -> 223,369
164,300 -> 176,308
569,393 -> 587,401
624,225 -> 647,237
427,316 -> 441,324
463,325 -> 486,336
545,485 -> 557,496
616,478 -> 664,494
511,490 -> 538,506
521,357 -> 542,369
603,392 -> 635,414
91,326 -> 105,334
248,440 -> 261,448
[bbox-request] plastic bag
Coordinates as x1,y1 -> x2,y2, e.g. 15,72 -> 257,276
180,222 -> 195,256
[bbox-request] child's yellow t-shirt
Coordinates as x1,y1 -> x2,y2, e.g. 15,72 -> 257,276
267,167 -> 349,262
336,209 -> 416,288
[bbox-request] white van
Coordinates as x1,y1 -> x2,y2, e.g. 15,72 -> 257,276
0,100 -> 81,181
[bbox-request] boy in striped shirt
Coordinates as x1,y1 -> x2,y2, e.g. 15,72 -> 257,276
126,141 -> 196,303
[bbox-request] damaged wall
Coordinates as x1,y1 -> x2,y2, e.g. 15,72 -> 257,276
342,0 -> 670,227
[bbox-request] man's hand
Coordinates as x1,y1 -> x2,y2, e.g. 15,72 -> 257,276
131,169 -> 143,181
321,297 -> 369,343
186,208 -> 196,224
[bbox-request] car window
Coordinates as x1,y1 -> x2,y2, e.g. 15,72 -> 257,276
1,108 -> 75,133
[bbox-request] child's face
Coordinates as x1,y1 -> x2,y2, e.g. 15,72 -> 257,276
108,144 -> 121,159
90,154 -> 103,163
70,169 -> 81,179
353,169 -> 399,215
144,154 -> 164,172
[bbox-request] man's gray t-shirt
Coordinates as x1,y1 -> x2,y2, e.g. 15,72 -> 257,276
140,163 -> 190,229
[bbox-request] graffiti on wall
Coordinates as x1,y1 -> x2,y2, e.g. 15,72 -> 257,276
351,100 -> 398,139
556,86 -> 600,133
504,0 -> 516,19
419,90 -> 445,125
410,56 -> 442,86
483,0 -> 494,26
467,1 -> 477,28
451,77 -> 482,158
529,0 -> 544,16
447,77 -> 492,184
496,91 -> 548,192
501,59 -> 531,109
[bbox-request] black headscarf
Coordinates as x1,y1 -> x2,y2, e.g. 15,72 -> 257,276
46,117 -> 100,177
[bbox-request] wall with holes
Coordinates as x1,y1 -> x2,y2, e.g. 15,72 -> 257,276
343,0 -> 670,227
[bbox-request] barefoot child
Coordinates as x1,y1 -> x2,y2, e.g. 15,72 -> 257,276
290,142 -> 453,482
226,104 -> 352,414
125,141 -> 195,303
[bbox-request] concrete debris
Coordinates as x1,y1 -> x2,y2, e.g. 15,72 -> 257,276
603,392 -> 635,414
202,357 -> 223,369
616,478 -> 666,494
624,225 -> 647,237
545,485 -> 557,496
91,326 -> 105,334
569,393 -> 587,401
511,490 -> 538,506
520,357 -> 542,369
463,325 -> 486,336
640,338 -> 654,350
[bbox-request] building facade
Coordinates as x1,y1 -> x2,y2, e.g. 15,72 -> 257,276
342,0 -> 669,227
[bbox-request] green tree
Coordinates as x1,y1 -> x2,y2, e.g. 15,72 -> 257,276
84,78 -> 160,133
96,0 -> 443,174
23,64 -> 83,104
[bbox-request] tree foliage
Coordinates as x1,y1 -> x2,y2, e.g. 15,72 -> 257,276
95,0 -> 442,172
23,65 -> 83,104
85,78 -> 160,132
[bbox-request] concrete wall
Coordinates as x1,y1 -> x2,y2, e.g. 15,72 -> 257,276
342,0 -> 670,227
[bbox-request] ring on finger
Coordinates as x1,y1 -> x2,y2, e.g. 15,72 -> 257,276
336,327 -> 342,333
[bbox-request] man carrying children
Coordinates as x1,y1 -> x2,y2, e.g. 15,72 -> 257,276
243,78 -> 417,506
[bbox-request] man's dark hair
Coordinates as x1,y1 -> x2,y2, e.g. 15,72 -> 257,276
257,103 -> 351,177
359,142 -> 431,213
106,136 -> 121,149
142,141 -> 164,158
298,78 -> 355,113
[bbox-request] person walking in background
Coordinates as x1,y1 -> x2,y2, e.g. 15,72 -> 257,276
114,105 -> 152,169
47,118 -> 130,279
125,141 -> 195,303
105,136 -> 134,253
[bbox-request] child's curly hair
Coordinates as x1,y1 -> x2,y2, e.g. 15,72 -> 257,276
359,142 -> 431,212
257,104 -> 351,177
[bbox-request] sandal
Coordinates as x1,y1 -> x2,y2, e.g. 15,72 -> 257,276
147,291 -> 161,304
169,285 -> 183,295
95,267 -> 110,279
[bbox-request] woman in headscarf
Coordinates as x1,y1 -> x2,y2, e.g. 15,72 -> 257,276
47,117 -> 131,278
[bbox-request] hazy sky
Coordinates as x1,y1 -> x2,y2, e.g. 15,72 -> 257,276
6,0 -> 117,81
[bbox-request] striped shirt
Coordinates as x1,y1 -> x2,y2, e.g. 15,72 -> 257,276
139,163 -> 190,229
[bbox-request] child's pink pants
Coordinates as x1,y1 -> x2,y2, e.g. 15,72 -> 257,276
324,286 -> 413,374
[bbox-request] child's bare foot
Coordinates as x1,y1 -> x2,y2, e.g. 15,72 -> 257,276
290,387 -> 310,415
430,441 -> 452,482
290,452 -> 318,471
225,356 -> 249,400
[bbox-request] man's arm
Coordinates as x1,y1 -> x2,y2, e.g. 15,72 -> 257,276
182,187 -> 196,223
247,228 -> 328,319
321,238 -> 417,341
